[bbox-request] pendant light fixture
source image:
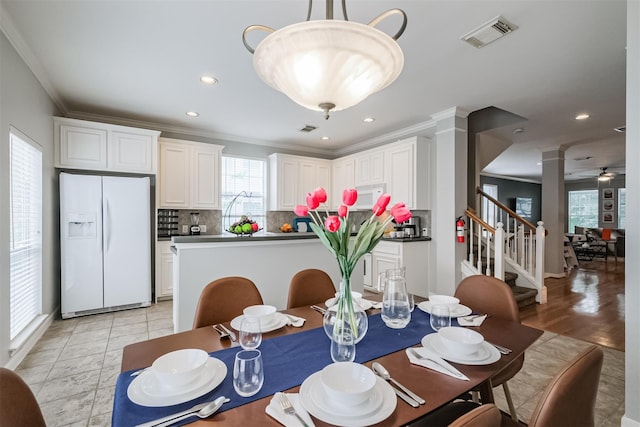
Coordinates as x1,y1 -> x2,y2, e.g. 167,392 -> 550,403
243,0 -> 407,119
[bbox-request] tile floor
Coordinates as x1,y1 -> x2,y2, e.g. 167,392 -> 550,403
15,302 -> 625,427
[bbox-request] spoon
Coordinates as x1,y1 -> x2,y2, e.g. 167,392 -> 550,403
153,396 -> 228,427
372,362 -> 425,405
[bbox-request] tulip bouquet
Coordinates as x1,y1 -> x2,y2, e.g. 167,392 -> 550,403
294,187 -> 411,341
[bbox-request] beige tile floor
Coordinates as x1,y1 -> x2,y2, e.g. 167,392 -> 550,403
15,302 -> 625,427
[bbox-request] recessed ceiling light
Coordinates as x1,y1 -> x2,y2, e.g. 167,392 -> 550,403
200,76 -> 218,85
186,111 -> 199,117
575,113 -> 590,120
321,136 -> 330,141
363,117 -> 375,123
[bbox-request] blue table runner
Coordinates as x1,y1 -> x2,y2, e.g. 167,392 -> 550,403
112,309 -> 446,426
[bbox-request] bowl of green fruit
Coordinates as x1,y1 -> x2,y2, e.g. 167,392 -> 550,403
228,215 -> 262,236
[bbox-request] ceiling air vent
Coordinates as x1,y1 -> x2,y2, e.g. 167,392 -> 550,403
299,125 -> 317,133
461,15 -> 518,48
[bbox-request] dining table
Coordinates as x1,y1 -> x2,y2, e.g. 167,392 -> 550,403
115,303 -> 542,426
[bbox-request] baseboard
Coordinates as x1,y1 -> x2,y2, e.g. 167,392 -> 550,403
544,272 -> 566,279
622,414 -> 640,427
4,310 -> 57,370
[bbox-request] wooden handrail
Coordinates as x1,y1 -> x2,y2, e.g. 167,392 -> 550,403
476,187 -> 537,231
465,208 -> 495,233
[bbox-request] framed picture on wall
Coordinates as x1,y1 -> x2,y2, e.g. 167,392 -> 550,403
603,188 -> 614,199
603,212 -> 614,223
603,200 -> 614,211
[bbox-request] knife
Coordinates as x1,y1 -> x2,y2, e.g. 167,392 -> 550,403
391,385 -> 420,407
135,401 -> 210,427
409,348 -> 469,381
218,323 -> 237,342
310,305 -> 327,314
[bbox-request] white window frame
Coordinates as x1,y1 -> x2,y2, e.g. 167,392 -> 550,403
568,189 -> 599,232
9,127 -> 43,343
221,156 -> 267,232
482,184 -> 498,228
618,188 -> 626,229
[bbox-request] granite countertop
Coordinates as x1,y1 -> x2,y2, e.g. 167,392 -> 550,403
167,232 -> 431,244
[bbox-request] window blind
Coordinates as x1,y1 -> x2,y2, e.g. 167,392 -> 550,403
9,130 -> 43,340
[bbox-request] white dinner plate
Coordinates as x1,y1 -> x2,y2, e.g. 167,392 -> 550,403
230,312 -> 288,333
299,372 -> 396,427
325,298 -> 374,311
417,301 -> 472,318
127,357 -> 227,407
420,334 -> 501,365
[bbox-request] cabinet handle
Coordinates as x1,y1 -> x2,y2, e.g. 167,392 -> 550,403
363,259 -> 367,275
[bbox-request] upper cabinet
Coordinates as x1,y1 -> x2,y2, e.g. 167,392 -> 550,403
54,117 -> 159,174
158,138 -> 224,209
354,149 -> 385,186
331,156 -> 355,209
269,153 -> 332,211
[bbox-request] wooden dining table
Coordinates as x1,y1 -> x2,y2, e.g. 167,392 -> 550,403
120,305 -> 542,426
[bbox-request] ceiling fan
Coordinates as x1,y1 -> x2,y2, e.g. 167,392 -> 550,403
598,167 -> 616,182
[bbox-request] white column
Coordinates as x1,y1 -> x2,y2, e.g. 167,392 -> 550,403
541,148 -> 566,277
431,107 -> 468,295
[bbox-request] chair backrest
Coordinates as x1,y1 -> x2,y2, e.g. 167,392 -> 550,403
601,228 -> 612,241
528,345 -> 603,427
449,404 -> 501,427
192,276 -> 263,329
287,269 -> 336,309
0,367 -> 46,426
454,275 -> 520,322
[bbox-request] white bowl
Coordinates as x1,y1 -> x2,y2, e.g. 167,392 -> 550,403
438,326 -> 484,356
320,362 -> 376,406
151,349 -> 209,388
429,294 -> 460,310
243,304 -> 277,325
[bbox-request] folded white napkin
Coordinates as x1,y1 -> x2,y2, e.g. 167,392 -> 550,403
266,392 -> 315,427
406,347 -> 469,381
362,299 -> 382,309
283,314 -> 305,327
457,314 -> 488,327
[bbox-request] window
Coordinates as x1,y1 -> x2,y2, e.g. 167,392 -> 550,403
221,156 -> 266,231
482,184 -> 498,227
618,188 -> 626,229
568,189 -> 598,232
9,128 -> 42,340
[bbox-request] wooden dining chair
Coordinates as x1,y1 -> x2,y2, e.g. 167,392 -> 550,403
503,345 -> 604,427
192,276 -> 263,329
0,367 -> 47,426
454,275 -> 522,421
286,268 -> 336,309
449,403 -> 501,427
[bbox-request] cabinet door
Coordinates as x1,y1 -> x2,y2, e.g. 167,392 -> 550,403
317,161 -> 332,205
110,131 -> 155,173
191,146 -> 220,209
59,125 -> 108,170
355,150 -> 384,186
372,255 -> 401,292
387,142 -> 415,208
159,142 -> 190,208
278,158 -> 299,209
299,161 -> 316,203
159,251 -> 174,298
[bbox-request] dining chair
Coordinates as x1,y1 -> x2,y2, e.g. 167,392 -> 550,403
192,276 -> 263,329
286,268 -> 336,309
0,367 -> 47,426
454,275 -> 522,421
406,402 -> 500,427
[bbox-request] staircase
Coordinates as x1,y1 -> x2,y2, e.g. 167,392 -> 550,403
461,187 -> 547,307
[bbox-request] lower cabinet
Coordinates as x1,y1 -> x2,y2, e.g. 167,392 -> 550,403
366,240 -> 430,298
156,241 -> 174,300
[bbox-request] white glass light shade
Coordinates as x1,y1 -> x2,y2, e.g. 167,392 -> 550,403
253,20 -> 404,114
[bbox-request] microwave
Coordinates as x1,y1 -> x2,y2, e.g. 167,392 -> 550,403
354,185 -> 385,210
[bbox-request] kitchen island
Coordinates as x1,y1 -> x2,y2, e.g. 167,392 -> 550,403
170,232 -> 366,332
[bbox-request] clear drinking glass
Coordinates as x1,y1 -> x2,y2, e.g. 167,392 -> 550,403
430,304 -> 451,331
233,349 -> 264,397
330,327 -> 356,363
239,317 -> 262,350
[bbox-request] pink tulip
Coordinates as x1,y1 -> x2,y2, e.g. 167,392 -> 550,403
306,192 -> 320,210
375,193 -> 391,211
313,187 -> 328,204
338,204 -> 348,218
372,203 -> 385,216
390,202 -> 412,223
294,205 -> 309,216
324,215 -> 341,232
342,188 -> 358,206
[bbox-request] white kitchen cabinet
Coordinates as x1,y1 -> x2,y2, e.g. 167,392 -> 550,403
354,149 -> 385,186
156,241 -> 174,300
331,156 -> 355,209
367,240 -> 430,298
269,153 -> 332,210
385,136 -> 433,210
54,117 -> 159,174
158,138 -> 223,209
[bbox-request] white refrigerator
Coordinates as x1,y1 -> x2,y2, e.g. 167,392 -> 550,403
60,172 -> 151,318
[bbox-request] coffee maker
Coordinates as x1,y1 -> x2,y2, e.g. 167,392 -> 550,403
403,217 -> 421,238
189,212 -> 201,235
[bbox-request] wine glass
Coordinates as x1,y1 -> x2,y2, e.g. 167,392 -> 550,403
239,317 -> 262,350
430,304 -> 451,331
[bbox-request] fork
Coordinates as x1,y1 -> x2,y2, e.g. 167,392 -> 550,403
279,393 -> 309,427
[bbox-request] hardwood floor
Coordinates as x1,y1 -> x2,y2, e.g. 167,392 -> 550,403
519,258 -> 625,351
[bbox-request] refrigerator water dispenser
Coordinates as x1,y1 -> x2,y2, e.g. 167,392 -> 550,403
66,213 -> 96,238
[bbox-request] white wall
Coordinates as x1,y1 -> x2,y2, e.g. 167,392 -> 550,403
0,31 -> 61,367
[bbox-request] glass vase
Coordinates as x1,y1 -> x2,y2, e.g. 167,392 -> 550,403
323,276 -> 368,361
